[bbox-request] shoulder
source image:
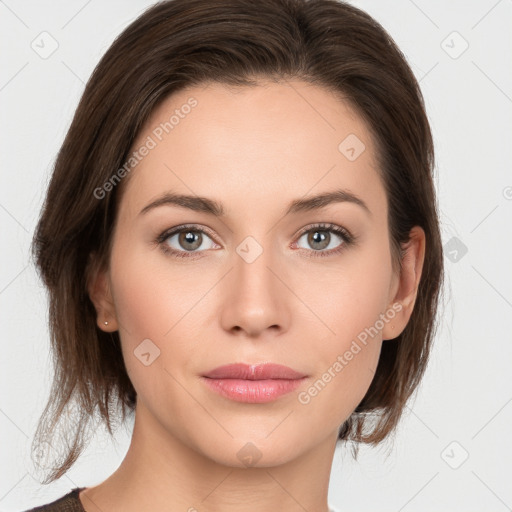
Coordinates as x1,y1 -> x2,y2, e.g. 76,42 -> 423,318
21,488 -> 86,512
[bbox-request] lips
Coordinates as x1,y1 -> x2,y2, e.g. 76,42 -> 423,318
202,363 -> 307,380
201,363 -> 308,403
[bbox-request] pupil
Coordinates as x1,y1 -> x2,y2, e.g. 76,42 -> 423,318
310,230 -> 329,250
180,231 -> 201,250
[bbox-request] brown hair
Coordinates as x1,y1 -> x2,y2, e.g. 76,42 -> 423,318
31,0 -> 444,483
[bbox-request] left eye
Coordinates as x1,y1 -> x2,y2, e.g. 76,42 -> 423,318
295,226 -> 348,253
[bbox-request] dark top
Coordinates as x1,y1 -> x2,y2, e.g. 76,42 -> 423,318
23,487 -> 340,512
23,488 -> 86,512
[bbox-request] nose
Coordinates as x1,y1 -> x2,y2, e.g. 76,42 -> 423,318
219,238 -> 291,339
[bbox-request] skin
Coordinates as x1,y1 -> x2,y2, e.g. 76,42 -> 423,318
85,80 -> 425,512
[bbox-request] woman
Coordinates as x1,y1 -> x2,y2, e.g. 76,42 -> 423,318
26,0 -> 444,510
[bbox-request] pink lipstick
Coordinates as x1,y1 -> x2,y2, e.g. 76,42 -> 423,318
202,363 -> 307,403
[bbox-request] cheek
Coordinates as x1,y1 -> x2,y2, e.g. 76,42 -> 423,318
108,243 -> 202,388
295,241 -> 392,425
108,251 -> 199,427
308,239 -> 394,349
296,301 -> 385,434
110,241 -> 207,342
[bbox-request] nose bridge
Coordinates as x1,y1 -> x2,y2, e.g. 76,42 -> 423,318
220,233 -> 290,336
234,233 -> 280,303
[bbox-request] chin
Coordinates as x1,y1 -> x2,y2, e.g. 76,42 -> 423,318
198,430 -> 309,469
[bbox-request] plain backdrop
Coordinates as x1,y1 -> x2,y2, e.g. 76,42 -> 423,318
1,1 -> 511,511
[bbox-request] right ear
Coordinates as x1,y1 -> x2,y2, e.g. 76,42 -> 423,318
86,252 -> 118,332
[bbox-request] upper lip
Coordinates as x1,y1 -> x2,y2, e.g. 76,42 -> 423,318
202,363 -> 307,380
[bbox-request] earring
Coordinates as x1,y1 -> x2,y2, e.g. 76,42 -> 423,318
104,321 -> 109,326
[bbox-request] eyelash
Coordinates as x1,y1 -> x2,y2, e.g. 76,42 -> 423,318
155,222 -> 356,259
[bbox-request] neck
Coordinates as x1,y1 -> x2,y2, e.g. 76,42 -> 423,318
80,400 -> 338,512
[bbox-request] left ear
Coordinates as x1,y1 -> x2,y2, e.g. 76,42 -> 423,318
382,226 -> 426,340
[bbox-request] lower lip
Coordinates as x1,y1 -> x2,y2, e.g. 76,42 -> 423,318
202,377 -> 306,403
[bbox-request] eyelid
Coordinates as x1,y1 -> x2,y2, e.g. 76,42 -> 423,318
154,223 -> 219,260
290,222 -> 355,258
293,222 -> 354,243
157,223 -> 219,243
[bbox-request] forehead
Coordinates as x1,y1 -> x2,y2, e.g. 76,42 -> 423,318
119,80 -> 386,220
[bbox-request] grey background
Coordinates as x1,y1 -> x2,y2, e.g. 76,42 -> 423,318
1,0 -> 511,510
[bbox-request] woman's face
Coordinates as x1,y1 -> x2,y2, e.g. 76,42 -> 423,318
93,80 -> 412,468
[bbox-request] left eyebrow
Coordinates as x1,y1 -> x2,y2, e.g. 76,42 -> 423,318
138,188 -> 371,217
285,188 -> 372,217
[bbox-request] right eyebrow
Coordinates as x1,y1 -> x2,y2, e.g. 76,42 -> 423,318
139,192 -> 224,217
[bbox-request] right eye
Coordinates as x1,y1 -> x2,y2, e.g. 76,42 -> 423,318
156,224 -> 219,258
